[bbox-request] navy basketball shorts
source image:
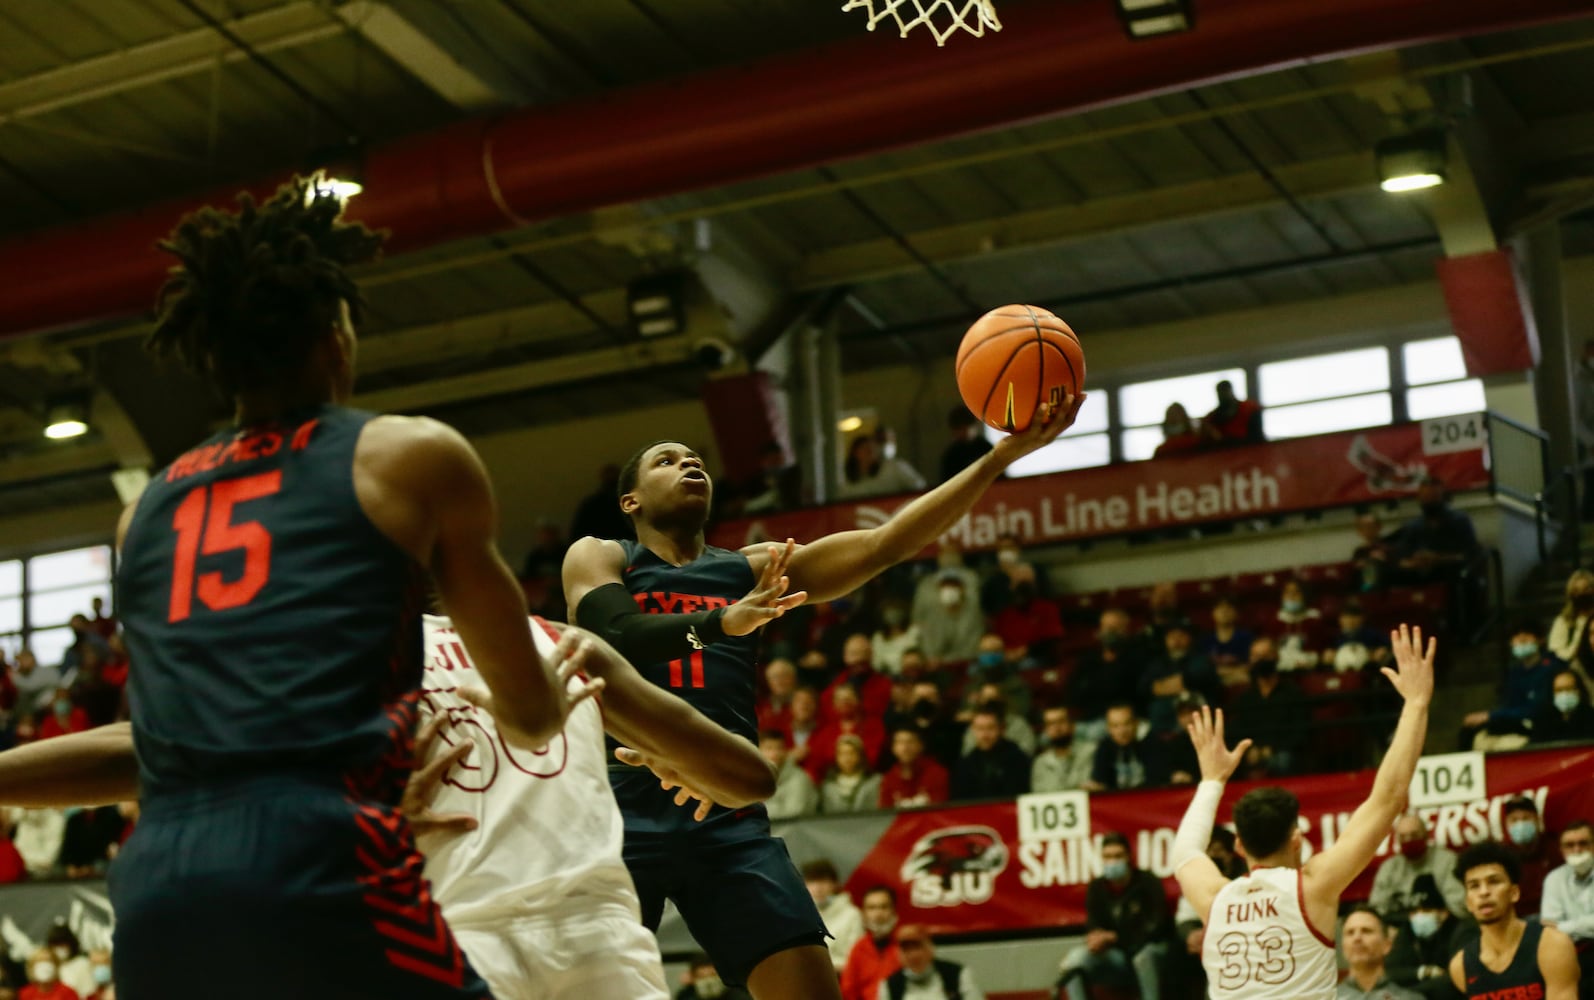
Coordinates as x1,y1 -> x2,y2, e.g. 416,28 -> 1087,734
109,773 -> 492,1000
624,819 -> 829,987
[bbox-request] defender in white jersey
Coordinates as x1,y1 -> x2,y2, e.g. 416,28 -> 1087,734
418,614 -> 662,1000
1170,625 -> 1435,1000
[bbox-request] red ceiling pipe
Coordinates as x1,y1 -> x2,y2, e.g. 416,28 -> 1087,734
1,0 -> 1588,339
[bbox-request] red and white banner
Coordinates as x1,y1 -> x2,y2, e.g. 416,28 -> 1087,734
842,745 -> 1594,935
712,418 -> 1491,553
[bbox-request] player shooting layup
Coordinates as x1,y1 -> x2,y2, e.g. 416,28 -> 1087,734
561,401 -> 1083,1000
1170,624 -> 1435,1000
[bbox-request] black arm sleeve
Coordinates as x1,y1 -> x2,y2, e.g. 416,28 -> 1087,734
574,582 -> 728,666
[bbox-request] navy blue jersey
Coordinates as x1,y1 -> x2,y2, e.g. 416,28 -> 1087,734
609,539 -> 761,833
118,405 -> 426,801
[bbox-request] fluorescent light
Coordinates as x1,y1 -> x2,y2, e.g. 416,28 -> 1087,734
1115,0 -> 1193,38
630,295 -> 673,316
45,419 -> 87,440
306,177 -> 362,204
637,317 -> 679,337
1129,13 -> 1188,35
1380,172 -> 1445,193
837,416 -> 864,432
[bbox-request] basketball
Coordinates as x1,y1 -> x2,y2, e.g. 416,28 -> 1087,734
955,305 -> 1085,433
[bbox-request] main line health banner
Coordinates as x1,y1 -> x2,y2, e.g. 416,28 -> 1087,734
711,417 -> 1490,553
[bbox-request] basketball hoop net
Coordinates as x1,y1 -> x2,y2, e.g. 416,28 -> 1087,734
841,0 -> 1001,46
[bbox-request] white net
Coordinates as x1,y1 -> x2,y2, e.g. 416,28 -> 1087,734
841,0 -> 1002,46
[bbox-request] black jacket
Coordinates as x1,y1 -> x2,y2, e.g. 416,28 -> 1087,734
1085,869 -> 1171,956
951,739 -> 1031,800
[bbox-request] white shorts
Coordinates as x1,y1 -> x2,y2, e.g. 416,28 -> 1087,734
452,901 -> 669,1000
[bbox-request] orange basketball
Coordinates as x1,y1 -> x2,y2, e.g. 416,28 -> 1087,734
955,305 -> 1085,433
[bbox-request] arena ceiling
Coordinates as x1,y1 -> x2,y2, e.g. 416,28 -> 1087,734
0,0 -> 1592,521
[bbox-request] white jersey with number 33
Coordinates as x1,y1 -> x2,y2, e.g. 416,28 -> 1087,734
416,614 -> 634,924
1202,866 -> 1337,1000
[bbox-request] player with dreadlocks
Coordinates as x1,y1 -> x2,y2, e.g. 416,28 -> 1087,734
101,176 -> 598,998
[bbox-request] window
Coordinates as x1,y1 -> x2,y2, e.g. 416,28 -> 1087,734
1258,347 -> 1390,406
29,627 -> 76,669
29,547 -> 111,591
1402,336 -> 1484,420
987,393 -> 1111,477
1262,393 -> 1394,440
1117,368 -> 1246,461
28,583 -> 112,631
7,545 -> 114,664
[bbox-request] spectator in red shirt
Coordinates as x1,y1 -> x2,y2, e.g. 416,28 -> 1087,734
89,597 -> 116,640
1152,403 -> 1204,458
822,633 -> 893,723
0,827 -> 25,883
840,887 -> 901,1000
991,565 -> 1064,663
1202,379 -> 1263,446
878,727 -> 949,809
20,947 -> 80,1000
805,683 -> 886,782
756,657 -> 798,734
38,692 -> 89,741
100,634 -> 129,690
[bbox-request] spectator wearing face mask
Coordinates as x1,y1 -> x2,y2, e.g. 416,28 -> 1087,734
1460,621 -> 1556,751
979,535 -> 1051,617
1030,706 -> 1096,794
1541,819 -> 1594,993
84,952 -> 111,1000
1387,875 -> 1474,1000
1054,833 -> 1169,1000
42,929 -> 93,1000
1502,796 -> 1554,916
674,955 -> 751,1000
1532,670 -> 1594,744
842,888 -> 903,1000
1273,579 -> 1326,672
37,691 -> 89,741
19,947 -> 78,1000
804,859 -> 865,974
872,601 -> 921,677
899,682 -> 962,767
1153,403 -> 1203,458
962,633 -> 1034,726
1549,570 -> 1594,679
1229,637 -> 1308,777
1066,609 -> 1145,744
879,727 -> 949,809
989,566 -> 1063,664
914,573 -> 984,668
759,729 -> 819,820
1140,625 -> 1215,734
878,925 -> 984,1000
9,651 -> 60,716
1141,582 -> 1193,646
824,634 -> 894,723
1369,814 -> 1466,920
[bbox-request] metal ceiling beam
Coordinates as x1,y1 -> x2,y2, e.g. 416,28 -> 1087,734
0,441 -> 118,488
793,153 -> 1379,290
358,291 -> 628,374
332,2 -> 503,112
0,2 -> 343,125
353,335 -> 697,414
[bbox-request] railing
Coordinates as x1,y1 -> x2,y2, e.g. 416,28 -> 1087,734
1486,410 -> 1579,564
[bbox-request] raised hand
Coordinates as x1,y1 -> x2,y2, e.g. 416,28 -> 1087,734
1384,624 -> 1436,708
724,538 -> 808,637
402,714 -> 478,837
1187,706 -> 1252,783
614,746 -> 715,822
992,393 -> 1087,464
457,628 -> 605,750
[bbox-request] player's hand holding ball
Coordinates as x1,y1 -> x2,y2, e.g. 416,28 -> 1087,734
955,304 -> 1087,466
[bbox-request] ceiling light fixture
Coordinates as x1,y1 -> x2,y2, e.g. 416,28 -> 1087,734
44,403 -> 88,440
1377,130 -> 1448,193
628,272 -> 688,338
837,415 -> 864,433
1115,0 -> 1193,39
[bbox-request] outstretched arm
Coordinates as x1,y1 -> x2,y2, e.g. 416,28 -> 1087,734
777,397 -> 1084,603
1304,625 -> 1434,900
1171,707 -> 1251,923
0,723 -> 139,807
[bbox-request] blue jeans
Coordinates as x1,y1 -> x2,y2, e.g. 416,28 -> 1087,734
1058,942 -> 1164,1000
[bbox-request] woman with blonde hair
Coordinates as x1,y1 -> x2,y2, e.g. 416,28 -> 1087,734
1548,570 -> 1594,664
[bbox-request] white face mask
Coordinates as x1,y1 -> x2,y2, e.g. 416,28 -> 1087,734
693,976 -> 725,999
1566,851 -> 1594,876
52,946 -> 71,962
997,549 -> 1020,567
938,585 -> 962,607
881,441 -> 898,459
32,961 -> 57,983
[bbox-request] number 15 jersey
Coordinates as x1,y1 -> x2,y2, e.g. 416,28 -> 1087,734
119,406 -> 427,800
1202,866 -> 1337,1000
